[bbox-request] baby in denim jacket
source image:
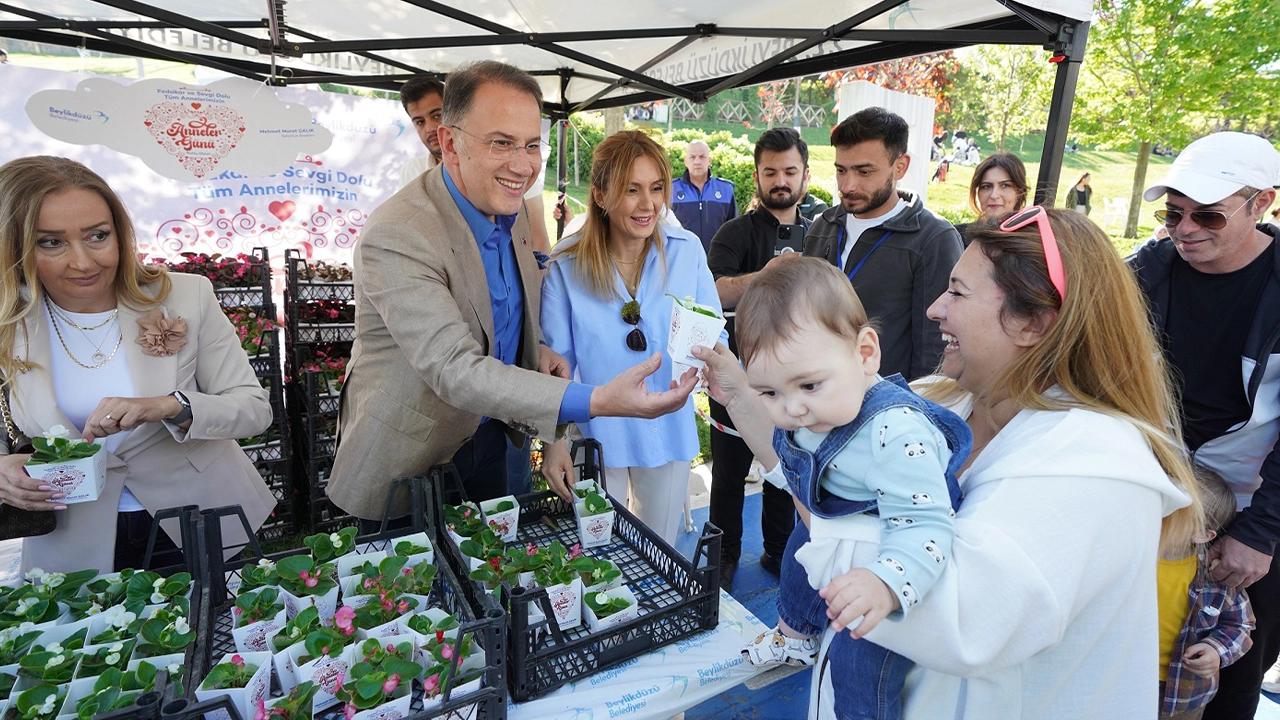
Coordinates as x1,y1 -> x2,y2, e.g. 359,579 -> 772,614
732,258 -> 971,720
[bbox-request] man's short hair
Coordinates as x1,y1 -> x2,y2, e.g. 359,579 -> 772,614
441,61 -> 542,126
399,76 -> 444,112
830,107 -> 909,158
754,128 -> 808,167
1193,464 -> 1238,536
736,257 -> 871,367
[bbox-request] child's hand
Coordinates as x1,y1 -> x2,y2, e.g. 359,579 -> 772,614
1182,643 -> 1222,678
819,568 -> 900,639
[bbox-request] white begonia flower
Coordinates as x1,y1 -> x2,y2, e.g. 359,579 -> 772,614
594,593 -> 608,604
46,643 -> 62,654
105,652 -> 120,665
113,611 -> 137,629
108,642 -> 123,653
87,602 -> 102,615
17,622 -> 35,633
329,533 -> 342,547
257,559 -> 274,569
168,662 -> 181,675
15,597 -> 37,614
38,694 -> 55,714
152,578 -> 165,590
150,592 -> 166,604
46,654 -> 64,668
173,617 -> 190,634
25,568 -> 45,581
43,425 -> 70,440
44,573 -> 64,588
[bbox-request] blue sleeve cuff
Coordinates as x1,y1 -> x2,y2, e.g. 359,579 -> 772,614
557,382 -> 594,424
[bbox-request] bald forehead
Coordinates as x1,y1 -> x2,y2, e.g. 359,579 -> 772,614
686,141 -> 709,157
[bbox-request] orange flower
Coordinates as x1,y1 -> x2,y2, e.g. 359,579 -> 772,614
136,310 -> 188,357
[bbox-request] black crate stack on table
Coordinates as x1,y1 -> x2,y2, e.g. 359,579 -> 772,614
163,248 -> 296,540
283,249 -> 356,533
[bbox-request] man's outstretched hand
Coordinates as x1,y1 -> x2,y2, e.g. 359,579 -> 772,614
589,353 -> 697,419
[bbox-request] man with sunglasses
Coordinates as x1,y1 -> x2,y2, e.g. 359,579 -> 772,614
330,61 -> 698,528
1131,131 -> 1280,719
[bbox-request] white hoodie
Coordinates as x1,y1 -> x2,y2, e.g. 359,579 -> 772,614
860,401 -> 1190,720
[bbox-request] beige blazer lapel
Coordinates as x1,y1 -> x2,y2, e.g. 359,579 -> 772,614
111,301 -> 177,457
425,169 -> 495,349
511,205 -> 542,370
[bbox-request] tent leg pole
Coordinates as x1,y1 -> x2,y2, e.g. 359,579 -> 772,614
1035,20 -> 1089,207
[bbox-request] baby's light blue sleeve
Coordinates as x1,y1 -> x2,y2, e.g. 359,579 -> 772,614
859,407 -> 956,616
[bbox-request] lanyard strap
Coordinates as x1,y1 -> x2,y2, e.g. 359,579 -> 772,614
837,225 -> 895,282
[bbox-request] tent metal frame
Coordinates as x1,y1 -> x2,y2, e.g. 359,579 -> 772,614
0,0 -> 1088,203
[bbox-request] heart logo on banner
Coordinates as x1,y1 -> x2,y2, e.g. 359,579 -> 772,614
142,101 -> 246,178
44,466 -> 85,496
268,200 -> 296,221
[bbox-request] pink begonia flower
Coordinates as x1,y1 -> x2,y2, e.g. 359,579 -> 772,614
386,643 -> 397,653
304,575 -> 318,589
231,654 -> 245,668
423,674 -> 440,695
440,643 -> 454,660
253,699 -> 268,720
397,599 -> 410,614
382,673 -> 400,695
334,605 -> 356,634
342,703 -> 356,720
569,543 -> 583,559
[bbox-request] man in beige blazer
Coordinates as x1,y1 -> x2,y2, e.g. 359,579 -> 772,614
330,61 -> 696,523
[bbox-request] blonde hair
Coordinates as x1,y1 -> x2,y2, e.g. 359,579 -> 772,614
1192,465 -> 1237,541
736,257 -> 871,367
553,131 -> 669,297
921,209 -> 1202,555
0,156 -> 169,386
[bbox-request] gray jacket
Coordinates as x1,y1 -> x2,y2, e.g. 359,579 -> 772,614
803,191 -> 962,380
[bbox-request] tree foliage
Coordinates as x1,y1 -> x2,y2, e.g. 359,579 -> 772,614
823,51 -> 959,119
943,46 -> 1053,152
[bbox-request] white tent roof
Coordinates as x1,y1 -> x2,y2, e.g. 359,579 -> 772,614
0,1 -> 1091,110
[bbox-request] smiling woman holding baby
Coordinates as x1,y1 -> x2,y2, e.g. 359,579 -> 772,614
539,131 -> 724,544
700,208 -> 1202,719
0,156 -> 276,572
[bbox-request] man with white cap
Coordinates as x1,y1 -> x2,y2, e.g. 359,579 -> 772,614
1130,131 -> 1280,718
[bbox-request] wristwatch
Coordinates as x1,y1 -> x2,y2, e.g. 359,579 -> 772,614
169,391 -> 193,425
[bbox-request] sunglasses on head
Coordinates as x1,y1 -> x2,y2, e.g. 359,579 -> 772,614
997,205 -> 1067,303
1153,190 -> 1260,230
621,302 -> 647,352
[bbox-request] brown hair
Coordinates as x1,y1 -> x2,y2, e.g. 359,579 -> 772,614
553,130 -> 670,297
1193,465 -> 1237,540
736,257 -> 870,366
0,156 -> 169,386
921,209 -> 1201,554
968,152 -> 1029,216
441,61 -> 542,126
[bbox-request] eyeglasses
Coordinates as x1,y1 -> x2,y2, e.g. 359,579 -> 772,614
998,205 -> 1067,303
1154,190 -> 1260,230
621,302 -> 647,352
447,125 -> 547,159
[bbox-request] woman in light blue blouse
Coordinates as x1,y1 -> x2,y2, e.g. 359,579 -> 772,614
541,131 -> 725,543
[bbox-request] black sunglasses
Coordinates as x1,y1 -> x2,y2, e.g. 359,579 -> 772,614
621,301 -> 647,352
1154,190 -> 1260,230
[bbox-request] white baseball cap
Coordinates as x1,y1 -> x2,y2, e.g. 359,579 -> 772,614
1143,132 -> 1280,205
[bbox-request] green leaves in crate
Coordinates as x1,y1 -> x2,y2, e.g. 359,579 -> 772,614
535,541 -> 594,588
272,606 -> 322,653
0,594 -> 59,627
134,613 -> 193,657
199,654 -> 258,690
580,557 -> 622,588
393,539 -> 431,557
0,670 -> 15,698
22,568 -> 96,603
125,570 -> 191,606
122,660 -> 178,692
444,502 -> 486,538
74,671 -> 140,720
405,611 -> 459,637
585,591 -> 634,619
335,656 -> 420,712
355,637 -> 414,666
13,683 -> 65,720
300,627 -> 351,665
275,556 -> 336,596
27,434 -> 99,464
350,555 -> 435,597
260,681 -> 317,720
351,593 -> 418,630
239,558 -> 277,593
75,640 -> 134,678
302,527 -> 357,563
0,626 -> 41,665
234,586 -> 284,625
19,648 -> 79,683
579,489 -> 611,517
457,527 -> 504,564
90,604 -> 144,645
489,499 -> 516,513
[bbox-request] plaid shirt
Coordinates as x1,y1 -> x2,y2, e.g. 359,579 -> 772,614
1160,558 -> 1255,716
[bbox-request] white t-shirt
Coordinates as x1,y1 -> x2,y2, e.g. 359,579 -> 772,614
839,197 -> 909,270
45,302 -> 144,511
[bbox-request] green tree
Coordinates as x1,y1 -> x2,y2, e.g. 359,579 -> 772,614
944,46 -> 1053,152
1071,0 -> 1280,237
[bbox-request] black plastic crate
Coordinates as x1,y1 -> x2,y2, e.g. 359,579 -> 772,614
432,441 -> 722,702
173,500 -> 506,720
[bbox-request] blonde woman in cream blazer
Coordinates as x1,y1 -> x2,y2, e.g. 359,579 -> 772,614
0,156 -> 276,573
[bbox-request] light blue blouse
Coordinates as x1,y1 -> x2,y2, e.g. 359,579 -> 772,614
541,227 -> 727,468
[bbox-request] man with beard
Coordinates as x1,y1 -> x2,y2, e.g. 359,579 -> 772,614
705,128 -> 808,589
803,107 -> 961,380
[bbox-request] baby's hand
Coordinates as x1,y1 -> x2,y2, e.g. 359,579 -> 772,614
1181,642 -> 1221,678
819,568 -> 900,639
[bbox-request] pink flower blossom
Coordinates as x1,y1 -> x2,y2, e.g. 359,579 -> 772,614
423,673 -> 440,695
397,600 -> 410,614
382,673 -> 400,695
231,654 -> 245,668
304,576 -> 318,589
253,699 -> 267,720
526,544 -> 538,556
334,605 -> 356,634
386,643 -> 397,653
440,643 -> 454,660
342,702 -> 356,720
402,568 -> 412,576
569,543 -> 583,559
233,607 -> 242,615
364,578 -> 376,589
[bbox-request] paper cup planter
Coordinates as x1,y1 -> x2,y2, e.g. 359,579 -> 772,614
666,295 -> 726,373
350,687 -> 412,720
282,643 -> 353,711
544,578 -> 584,632
279,585 -> 339,624
230,608 -> 285,655
575,501 -> 615,549
478,496 -> 520,542
194,651 -> 271,720
583,586 -> 639,632
24,437 -> 105,506
386,532 -> 434,568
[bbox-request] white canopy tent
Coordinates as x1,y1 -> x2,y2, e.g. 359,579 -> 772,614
0,0 -> 1093,201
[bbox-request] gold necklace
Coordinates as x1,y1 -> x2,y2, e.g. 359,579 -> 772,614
49,303 -> 118,360
48,303 -> 117,331
46,299 -> 122,369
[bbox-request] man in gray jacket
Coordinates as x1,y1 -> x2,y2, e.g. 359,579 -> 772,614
803,107 -> 962,380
